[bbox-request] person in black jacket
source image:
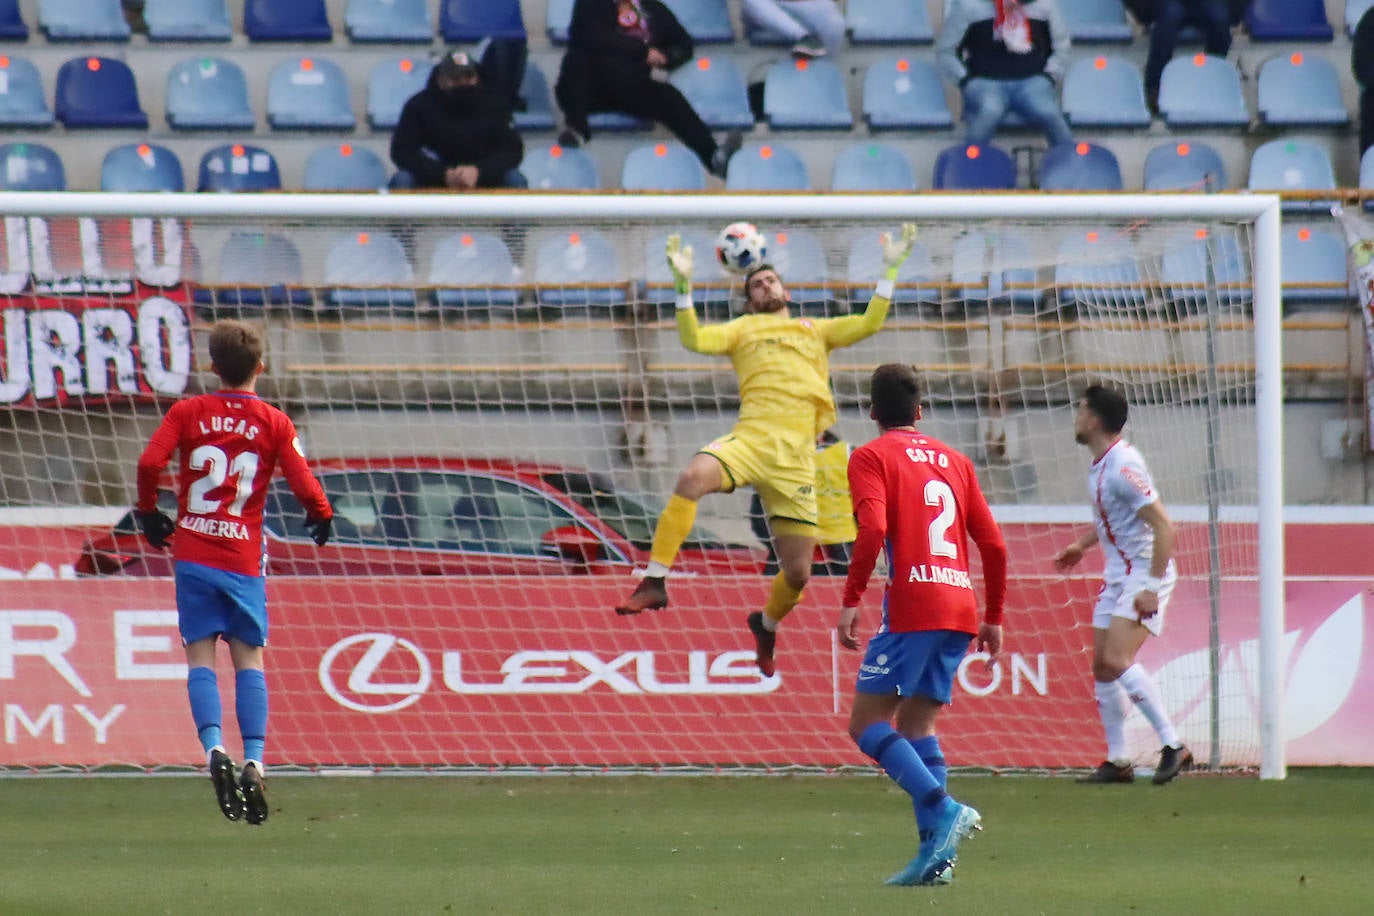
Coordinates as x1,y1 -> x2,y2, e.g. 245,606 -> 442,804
556,0 -> 741,179
1356,5 -> 1374,158
389,51 -> 526,191
1125,0 -> 1238,112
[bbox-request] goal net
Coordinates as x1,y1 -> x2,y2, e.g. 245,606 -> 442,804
0,193 -> 1283,778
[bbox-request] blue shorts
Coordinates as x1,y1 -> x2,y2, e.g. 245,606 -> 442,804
854,629 -> 973,703
175,561 -> 268,647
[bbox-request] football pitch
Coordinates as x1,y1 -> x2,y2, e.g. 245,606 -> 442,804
3,769 -> 1372,915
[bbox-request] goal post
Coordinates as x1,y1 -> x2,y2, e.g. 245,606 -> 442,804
0,191 -> 1284,778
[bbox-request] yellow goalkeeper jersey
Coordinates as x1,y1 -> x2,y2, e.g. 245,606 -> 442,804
675,293 -> 891,434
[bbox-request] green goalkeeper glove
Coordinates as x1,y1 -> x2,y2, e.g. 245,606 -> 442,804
879,223 -> 918,273
665,234 -> 694,295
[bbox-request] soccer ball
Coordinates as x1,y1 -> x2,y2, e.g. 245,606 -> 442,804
715,222 -> 767,276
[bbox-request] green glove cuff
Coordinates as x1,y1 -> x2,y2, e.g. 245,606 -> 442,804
674,278 -> 691,295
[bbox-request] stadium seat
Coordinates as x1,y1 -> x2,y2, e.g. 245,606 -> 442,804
533,229 -> 629,309
523,144 -> 599,190
1256,54 -> 1347,128
933,144 -> 1015,190
1280,224 -> 1349,310
659,0 -> 734,43
725,143 -> 810,191
1143,141 -> 1227,192
862,56 -> 952,130
846,230 -> 940,307
1158,55 -> 1249,128
1061,56 -> 1151,129
767,229 -> 831,313
0,56 -> 55,128
167,57 -> 256,131
831,143 -> 916,192
55,57 -> 148,129
428,230 -> 521,310
0,142 -> 65,191
101,143 -> 184,192
1245,0 -> 1333,42
991,231 -> 1044,311
1247,139 -> 1336,213
669,57 -> 754,131
846,0 -> 934,44
303,143 -> 388,191
512,60 -> 557,131
267,58 -> 355,131
347,0 -> 432,42
38,0 -> 129,41
764,59 -> 852,130
1361,147 -> 1374,210
1349,0 -> 1374,37
367,57 -> 434,132
1058,0 -> 1134,42
245,0 -> 332,42
642,229 -> 733,311
144,0 -> 232,41
1161,227 -> 1253,311
197,144 -> 282,192
197,230 -> 306,307
324,231 -> 417,309
0,0 -> 28,40
441,0 -> 525,41
1055,228 -> 1150,313
547,0 -> 572,43
621,142 -> 706,191
1038,142 -> 1123,191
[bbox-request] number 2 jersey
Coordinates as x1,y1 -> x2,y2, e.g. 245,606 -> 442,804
136,391 -> 332,577
842,429 -> 1007,635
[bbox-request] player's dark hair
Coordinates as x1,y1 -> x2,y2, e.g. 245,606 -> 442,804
869,363 -> 921,428
208,320 -> 264,387
743,262 -> 780,288
1082,383 -> 1128,434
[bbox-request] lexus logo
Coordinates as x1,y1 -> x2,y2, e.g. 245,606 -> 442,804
319,633 -> 431,713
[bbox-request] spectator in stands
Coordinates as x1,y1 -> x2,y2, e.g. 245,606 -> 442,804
389,51 -> 527,191
1355,5 -> 1374,158
556,0 -> 742,180
1125,0 -> 1238,114
740,0 -> 845,59
937,0 -> 1074,149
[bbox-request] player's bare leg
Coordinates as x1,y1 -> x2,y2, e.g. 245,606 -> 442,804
1086,617 -> 1190,784
747,530 -> 813,675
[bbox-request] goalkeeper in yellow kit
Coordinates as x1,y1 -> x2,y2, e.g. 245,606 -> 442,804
615,223 -> 918,677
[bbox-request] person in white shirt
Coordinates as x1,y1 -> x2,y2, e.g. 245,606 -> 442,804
1053,384 -> 1193,785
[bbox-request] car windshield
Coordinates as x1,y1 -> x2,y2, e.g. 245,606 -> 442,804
112,489 -> 178,535
540,471 -> 731,550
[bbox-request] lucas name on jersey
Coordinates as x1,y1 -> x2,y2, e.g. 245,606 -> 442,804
179,515 -> 251,540
907,564 -> 973,589
198,415 -> 260,440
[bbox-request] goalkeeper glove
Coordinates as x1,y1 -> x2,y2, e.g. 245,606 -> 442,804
304,514 -> 333,547
135,510 -> 175,549
879,223 -> 918,272
665,234 -> 694,295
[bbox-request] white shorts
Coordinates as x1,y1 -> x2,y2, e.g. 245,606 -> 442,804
1092,564 -> 1177,636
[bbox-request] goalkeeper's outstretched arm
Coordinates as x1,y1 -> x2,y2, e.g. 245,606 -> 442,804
667,234 -> 733,355
823,223 -> 917,349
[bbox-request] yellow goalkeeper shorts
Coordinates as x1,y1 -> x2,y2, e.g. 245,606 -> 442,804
699,419 -> 818,527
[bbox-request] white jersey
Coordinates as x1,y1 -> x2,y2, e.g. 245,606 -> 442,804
1087,439 -> 1161,582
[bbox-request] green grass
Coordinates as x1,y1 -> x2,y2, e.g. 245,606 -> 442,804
3,770 -> 1372,915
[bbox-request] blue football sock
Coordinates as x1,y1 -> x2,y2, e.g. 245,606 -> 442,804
187,666 -> 222,754
235,668 -> 268,766
911,735 -> 948,789
857,723 -> 946,830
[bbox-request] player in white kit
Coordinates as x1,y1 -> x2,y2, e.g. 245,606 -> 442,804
1053,385 -> 1193,785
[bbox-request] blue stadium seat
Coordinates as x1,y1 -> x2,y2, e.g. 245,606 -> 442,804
512,60 -> 557,131
1038,142 -> 1123,191
933,144 -> 1015,190
304,143 -> 388,191
533,229 -> 628,309
642,229 -> 733,311
55,57 -> 148,129
660,0 -> 734,43
1248,139 -> 1336,213
0,143 -> 65,191
1143,141 -> 1227,191
428,231 -> 521,311
267,57 -> 355,130
101,143 -> 184,192
846,0 -> 934,44
621,142 -> 706,191
767,229 -> 831,312
831,143 -> 916,192
1055,228 -> 1150,313
1361,147 -> 1374,210
1257,53 -> 1347,127
764,58 -> 852,130
1058,0 -> 1134,42
1158,54 -> 1249,127
347,0 -> 432,42
725,142 -> 810,190
245,0 -> 332,41
588,111 -> 652,133
367,57 -> 434,131
0,56 -> 55,128
167,57 -> 256,131
669,56 -> 754,131
950,230 -> 991,305
1281,224 -> 1349,311
197,230 -> 306,307
1245,0 -> 1332,42
846,230 -> 940,306
144,0 -> 232,41
0,0 -> 28,40
1161,227 -> 1253,311
991,231 -> 1044,311
197,144 -> 282,192
1061,55 -> 1150,129
547,0 -> 572,43
1349,0 -> 1374,36
324,231 -> 417,309
38,0 -> 129,41
441,0 -> 525,41
863,56 -> 952,130
522,143 -> 599,190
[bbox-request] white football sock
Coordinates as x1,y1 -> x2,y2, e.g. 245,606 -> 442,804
1094,679 -> 1130,764
1118,663 -> 1180,749
644,561 -> 670,578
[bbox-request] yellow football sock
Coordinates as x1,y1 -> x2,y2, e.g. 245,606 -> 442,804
649,494 -> 697,568
762,571 -> 804,627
